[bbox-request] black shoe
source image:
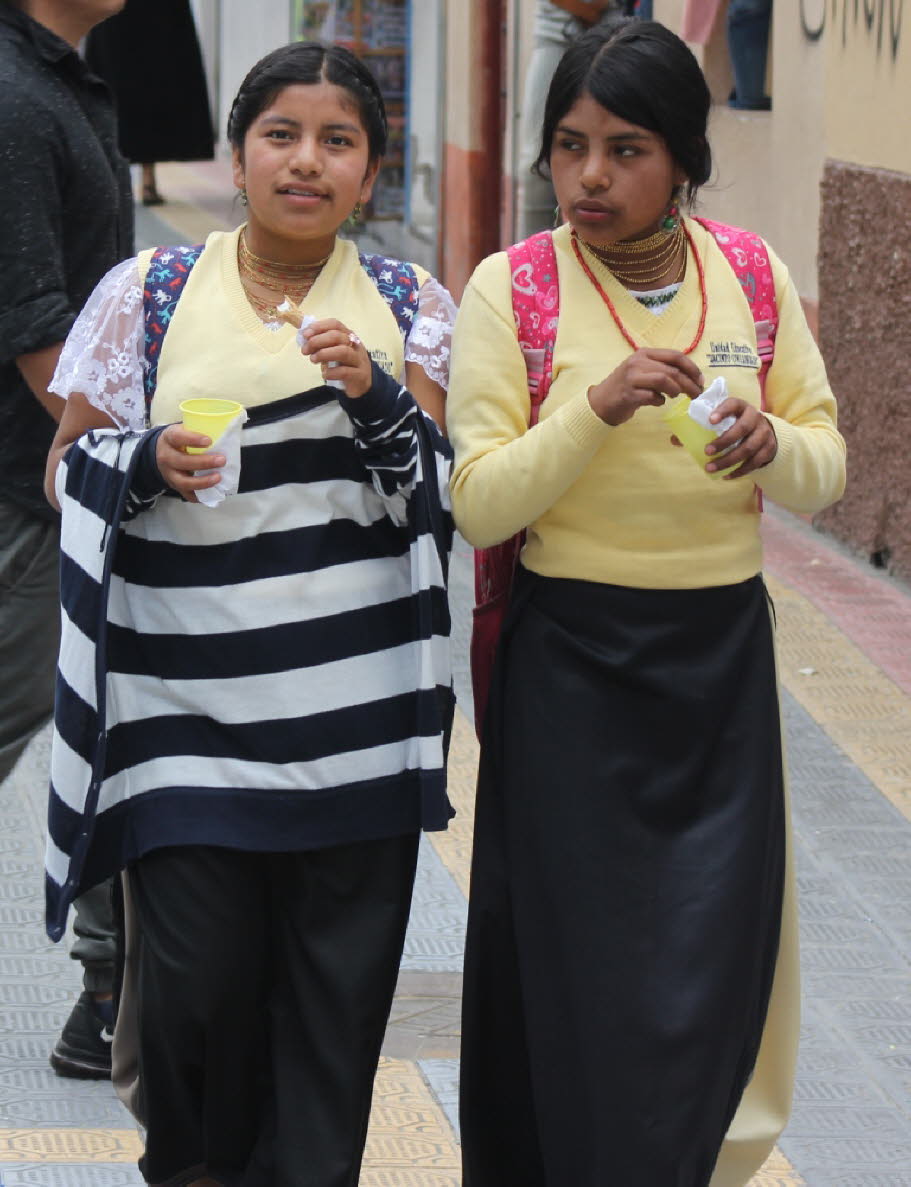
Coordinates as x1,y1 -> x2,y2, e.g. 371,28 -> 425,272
49,991 -> 113,1079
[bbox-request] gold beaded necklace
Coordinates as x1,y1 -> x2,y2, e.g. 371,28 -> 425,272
582,221 -> 686,288
237,231 -> 332,322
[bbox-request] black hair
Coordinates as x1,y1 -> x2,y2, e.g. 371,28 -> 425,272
227,41 -> 387,162
534,20 -> 712,204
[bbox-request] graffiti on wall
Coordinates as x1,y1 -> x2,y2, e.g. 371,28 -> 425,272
801,0 -> 904,60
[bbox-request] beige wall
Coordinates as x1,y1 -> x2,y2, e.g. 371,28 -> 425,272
822,2 -> 911,173
657,0 -> 827,301
444,1 -> 480,153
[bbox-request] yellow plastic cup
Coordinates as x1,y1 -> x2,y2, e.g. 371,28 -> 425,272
662,396 -> 737,479
179,399 -> 244,455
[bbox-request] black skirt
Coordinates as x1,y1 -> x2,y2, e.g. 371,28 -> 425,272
460,568 -> 785,1187
85,0 -> 214,164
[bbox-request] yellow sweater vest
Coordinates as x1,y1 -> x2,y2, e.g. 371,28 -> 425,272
139,227 -> 429,427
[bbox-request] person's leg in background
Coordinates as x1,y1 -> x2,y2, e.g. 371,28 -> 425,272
727,0 -> 773,110
50,880 -> 117,1078
0,498 -> 117,1079
0,500 -> 60,784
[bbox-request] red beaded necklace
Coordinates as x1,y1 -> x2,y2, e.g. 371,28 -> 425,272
570,221 -> 708,355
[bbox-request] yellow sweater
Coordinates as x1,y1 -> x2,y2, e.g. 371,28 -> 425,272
139,227 -> 430,427
448,220 -> 845,589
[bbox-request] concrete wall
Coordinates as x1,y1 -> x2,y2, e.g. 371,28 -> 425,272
822,0 -> 910,174
400,0 -> 445,273
656,0 -> 827,302
439,0 -> 505,298
217,1 -> 294,158
814,5 -> 911,574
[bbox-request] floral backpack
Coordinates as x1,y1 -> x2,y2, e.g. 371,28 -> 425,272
469,220 -> 779,737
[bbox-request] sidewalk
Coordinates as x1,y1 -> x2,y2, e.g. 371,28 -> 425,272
0,163 -> 908,1184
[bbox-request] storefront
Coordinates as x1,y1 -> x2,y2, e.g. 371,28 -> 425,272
291,1 -> 409,222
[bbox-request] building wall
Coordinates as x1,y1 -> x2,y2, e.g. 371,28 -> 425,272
217,1 -> 293,157
656,0 -> 827,302
439,0 -> 505,298
813,5 -> 911,573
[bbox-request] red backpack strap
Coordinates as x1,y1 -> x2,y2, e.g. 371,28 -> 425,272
506,229 -> 560,424
696,218 -> 777,412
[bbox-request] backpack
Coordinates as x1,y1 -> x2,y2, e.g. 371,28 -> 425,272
470,220 -> 779,737
141,245 -> 421,410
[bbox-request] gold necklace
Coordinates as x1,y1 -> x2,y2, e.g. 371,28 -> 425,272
237,232 -> 332,322
581,223 -> 686,288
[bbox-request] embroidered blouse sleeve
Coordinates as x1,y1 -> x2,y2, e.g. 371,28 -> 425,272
404,277 -> 458,390
49,257 -> 147,431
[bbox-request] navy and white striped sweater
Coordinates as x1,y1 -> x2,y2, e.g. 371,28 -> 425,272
46,365 -> 454,941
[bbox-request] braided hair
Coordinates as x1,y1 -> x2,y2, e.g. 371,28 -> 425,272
228,41 -> 388,162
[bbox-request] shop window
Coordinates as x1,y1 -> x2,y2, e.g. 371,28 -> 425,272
292,0 -> 409,219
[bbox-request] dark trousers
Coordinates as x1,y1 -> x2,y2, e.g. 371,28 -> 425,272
0,499 -> 115,992
0,499 -> 60,783
128,836 -> 419,1187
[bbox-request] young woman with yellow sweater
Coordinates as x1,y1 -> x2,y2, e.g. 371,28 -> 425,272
448,21 -> 844,1187
43,42 -> 454,1187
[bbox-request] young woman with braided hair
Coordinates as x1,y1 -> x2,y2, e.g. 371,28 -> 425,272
44,41 -> 455,1187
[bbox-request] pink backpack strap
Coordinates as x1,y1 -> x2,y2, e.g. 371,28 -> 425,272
506,230 -> 560,425
696,218 -> 777,412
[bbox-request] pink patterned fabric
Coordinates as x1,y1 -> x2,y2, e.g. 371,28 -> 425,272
508,230 -> 560,413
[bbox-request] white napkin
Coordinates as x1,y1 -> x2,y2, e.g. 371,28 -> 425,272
686,376 -> 736,435
194,409 -> 248,508
295,314 -> 345,390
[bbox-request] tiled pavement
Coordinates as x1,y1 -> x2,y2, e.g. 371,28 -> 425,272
1,165 -> 909,1183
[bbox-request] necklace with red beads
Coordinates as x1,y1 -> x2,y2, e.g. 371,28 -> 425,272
570,221 -> 708,355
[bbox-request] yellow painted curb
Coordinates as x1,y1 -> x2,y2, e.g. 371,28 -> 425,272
0,1128 -> 143,1162
363,1058 -> 460,1184
768,573 -> 911,823
428,708 -> 478,900
749,1146 -> 806,1185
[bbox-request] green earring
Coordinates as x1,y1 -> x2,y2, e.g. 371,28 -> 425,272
552,204 -> 562,229
346,201 -> 362,229
661,188 -> 682,232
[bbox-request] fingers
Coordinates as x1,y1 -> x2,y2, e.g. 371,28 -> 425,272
706,410 -> 778,478
156,424 -> 226,502
300,318 -> 372,397
300,319 -> 362,363
639,349 -> 705,395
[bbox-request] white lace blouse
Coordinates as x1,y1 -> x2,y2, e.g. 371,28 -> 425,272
51,255 -> 458,431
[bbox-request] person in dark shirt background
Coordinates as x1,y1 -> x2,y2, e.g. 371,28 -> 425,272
0,0 -> 133,1079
